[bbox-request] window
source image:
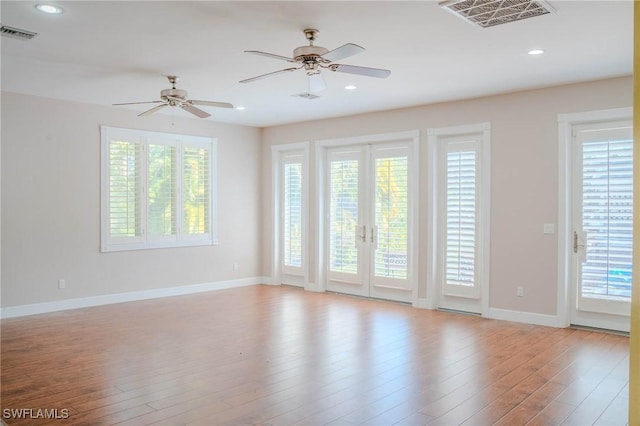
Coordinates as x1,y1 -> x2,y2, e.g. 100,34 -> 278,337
101,126 -> 217,252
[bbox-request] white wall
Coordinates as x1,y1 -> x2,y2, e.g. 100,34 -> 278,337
1,76 -> 633,321
1,92 -> 262,308
261,76 -> 633,318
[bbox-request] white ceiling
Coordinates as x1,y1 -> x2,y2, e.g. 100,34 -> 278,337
0,1 -> 633,128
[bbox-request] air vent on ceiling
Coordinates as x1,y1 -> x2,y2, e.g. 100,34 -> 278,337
293,92 -> 320,100
439,0 -> 554,28
1,24 -> 38,40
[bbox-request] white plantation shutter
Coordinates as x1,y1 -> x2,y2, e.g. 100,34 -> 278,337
101,126 -> 216,251
148,144 -> 176,238
108,140 -> 142,239
283,159 -> 303,268
329,155 -> 359,275
374,155 -> 408,279
183,146 -> 210,236
446,148 -> 477,287
579,127 -> 633,300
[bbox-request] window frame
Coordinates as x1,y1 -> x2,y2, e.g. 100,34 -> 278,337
100,126 -> 217,252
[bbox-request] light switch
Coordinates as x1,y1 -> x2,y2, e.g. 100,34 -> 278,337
543,223 -> 555,235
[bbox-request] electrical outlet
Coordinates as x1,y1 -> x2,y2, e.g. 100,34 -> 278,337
516,286 -> 524,297
233,262 -> 239,271
58,279 -> 66,289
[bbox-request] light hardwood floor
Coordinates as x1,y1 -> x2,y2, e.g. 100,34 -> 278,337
0,285 -> 630,425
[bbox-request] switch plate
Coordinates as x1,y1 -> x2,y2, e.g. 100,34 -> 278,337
543,223 -> 555,235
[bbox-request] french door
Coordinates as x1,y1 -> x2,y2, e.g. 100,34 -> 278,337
571,120 -> 633,332
325,143 -> 413,303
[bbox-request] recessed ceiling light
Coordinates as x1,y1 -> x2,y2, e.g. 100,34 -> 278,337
235,106 -> 245,110
528,49 -> 545,55
345,85 -> 357,90
35,4 -> 63,14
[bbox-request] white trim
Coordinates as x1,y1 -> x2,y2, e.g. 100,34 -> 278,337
427,122 -> 491,315
557,107 -> 632,329
271,142 -> 310,287
0,277 -> 266,319
486,308 -> 561,328
414,298 -> 430,309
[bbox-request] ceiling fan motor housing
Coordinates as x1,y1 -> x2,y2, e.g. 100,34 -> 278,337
161,88 -> 187,101
293,45 -> 329,63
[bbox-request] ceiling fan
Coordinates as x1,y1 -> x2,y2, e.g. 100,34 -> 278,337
240,29 -> 391,92
113,75 -> 234,118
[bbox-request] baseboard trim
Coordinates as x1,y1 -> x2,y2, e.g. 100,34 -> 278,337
0,277 -> 268,319
413,298 -> 430,309
486,307 -> 561,328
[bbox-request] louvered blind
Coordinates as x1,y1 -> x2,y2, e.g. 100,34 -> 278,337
148,144 -> 176,237
183,146 -> 210,235
374,156 -> 408,279
329,159 -> 359,274
581,137 -> 633,300
108,140 -> 141,238
283,161 -> 303,267
445,150 -> 476,287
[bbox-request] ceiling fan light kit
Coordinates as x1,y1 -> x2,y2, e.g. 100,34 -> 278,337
240,28 -> 391,92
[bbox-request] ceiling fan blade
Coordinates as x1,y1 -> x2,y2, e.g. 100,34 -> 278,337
308,73 -> 326,93
240,67 -> 298,84
113,100 -> 164,106
138,104 -> 168,117
190,100 -> 234,109
322,43 -> 365,62
181,104 -> 211,118
245,50 -> 296,63
330,64 -> 391,78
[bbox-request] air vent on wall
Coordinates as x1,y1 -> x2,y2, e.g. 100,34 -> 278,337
439,0 -> 554,28
1,24 -> 38,40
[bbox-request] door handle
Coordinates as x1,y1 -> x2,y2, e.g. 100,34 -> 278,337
356,225 -> 366,244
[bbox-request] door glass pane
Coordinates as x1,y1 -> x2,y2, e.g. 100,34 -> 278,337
446,150 -> 476,287
581,138 -> 633,300
148,144 -> 176,236
329,159 -> 359,274
283,162 -> 303,267
374,156 -> 408,279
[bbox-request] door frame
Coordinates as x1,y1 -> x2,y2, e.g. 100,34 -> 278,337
272,141 -> 310,288
426,122 -> 491,315
315,130 -> 420,305
557,107 -> 632,330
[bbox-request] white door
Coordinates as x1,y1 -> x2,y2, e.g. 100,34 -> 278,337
571,120 -> 633,332
325,143 -> 413,302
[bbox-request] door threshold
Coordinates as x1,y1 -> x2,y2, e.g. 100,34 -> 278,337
325,291 -> 411,306
570,324 -> 629,337
437,307 -> 481,317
